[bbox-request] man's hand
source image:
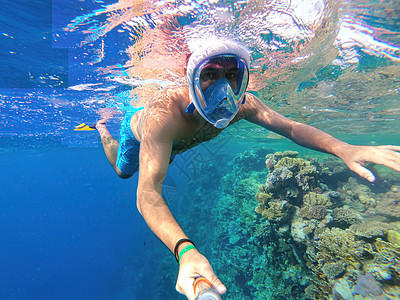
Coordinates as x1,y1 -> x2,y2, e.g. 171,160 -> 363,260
96,118 -> 112,138
339,145 -> 400,182
176,250 -> 226,300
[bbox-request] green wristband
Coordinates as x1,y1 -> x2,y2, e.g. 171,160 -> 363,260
178,245 -> 196,264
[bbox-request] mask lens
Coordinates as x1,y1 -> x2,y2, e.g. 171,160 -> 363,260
192,54 -> 249,127
199,56 -> 241,93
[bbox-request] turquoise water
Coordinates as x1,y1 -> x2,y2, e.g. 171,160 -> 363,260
1,0 -> 400,299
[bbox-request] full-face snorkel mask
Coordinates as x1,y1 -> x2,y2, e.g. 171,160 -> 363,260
186,39 -> 250,129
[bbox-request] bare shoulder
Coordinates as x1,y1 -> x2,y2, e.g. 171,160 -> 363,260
141,86 -> 191,139
146,86 -> 189,113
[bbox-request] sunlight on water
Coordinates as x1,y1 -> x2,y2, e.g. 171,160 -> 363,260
1,0 -> 399,140
60,0 -> 400,134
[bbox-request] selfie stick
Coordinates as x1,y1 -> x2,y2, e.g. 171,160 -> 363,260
193,277 -> 222,300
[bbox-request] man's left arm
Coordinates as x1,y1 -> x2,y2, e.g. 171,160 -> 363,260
243,93 -> 400,182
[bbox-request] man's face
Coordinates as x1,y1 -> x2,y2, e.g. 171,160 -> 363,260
199,57 -> 239,91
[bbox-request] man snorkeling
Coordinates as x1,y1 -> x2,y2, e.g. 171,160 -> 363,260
96,39 -> 400,300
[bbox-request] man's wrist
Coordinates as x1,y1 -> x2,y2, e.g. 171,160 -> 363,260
178,244 -> 196,263
174,239 -> 195,262
331,142 -> 352,160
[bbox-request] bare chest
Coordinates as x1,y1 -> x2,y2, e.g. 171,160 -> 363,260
172,124 -> 223,154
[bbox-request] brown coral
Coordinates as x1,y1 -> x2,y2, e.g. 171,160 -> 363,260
316,228 -> 364,268
303,192 -> 332,207
375,186 -> 400,220
255,191 -> 272,204
300,205 -> 328,220
256,200 -> 295,223
350,221 -> 389,239
322,261 -> 347,279
331,207 -> 362,227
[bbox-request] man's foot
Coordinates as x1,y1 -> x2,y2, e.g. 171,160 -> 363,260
96,119 -> 112,138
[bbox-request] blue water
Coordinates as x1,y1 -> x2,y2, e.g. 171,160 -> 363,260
0,2 -> 174,297
1,149 -> 143,299
1,0 -> 400,299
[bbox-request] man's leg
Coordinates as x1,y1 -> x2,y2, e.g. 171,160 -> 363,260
96,119 -> 132,179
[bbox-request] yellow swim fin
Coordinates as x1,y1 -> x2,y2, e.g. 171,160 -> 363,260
74,123 -> 96,131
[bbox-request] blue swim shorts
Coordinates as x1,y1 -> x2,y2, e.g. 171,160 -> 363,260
116,107 -> 144,176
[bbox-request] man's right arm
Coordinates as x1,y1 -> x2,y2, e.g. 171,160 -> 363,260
136,111 -> 226,300
243,93 -> 400,182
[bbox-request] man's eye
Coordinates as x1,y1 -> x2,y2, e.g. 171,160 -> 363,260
225,71 -> 238,81
201,69 -> 218,81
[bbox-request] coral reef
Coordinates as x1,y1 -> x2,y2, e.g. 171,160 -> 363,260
300,205 -> 328,220
331,207 -> 362,228
303,191 -> 332,207
350,221 -> 389,239
375,186 -> 400,220
174,148 -> 400,299
254,150 -> 400,299
322,261 -> 347,279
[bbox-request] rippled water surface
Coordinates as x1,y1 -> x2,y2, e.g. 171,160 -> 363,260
1,0 -> 399,143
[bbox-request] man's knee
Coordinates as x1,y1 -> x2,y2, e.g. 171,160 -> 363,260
113,165 -> 133,179
116,169 -> 133,179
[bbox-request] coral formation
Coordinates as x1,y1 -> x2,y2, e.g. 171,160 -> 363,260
300,205 -> 328,220
375,186 -> 400,220
331,207 -> 362,227
303,192 -> 332,207
254,150 -> 400,299
350,221 -> 389,239
322,261 -> 347,279
176,148 -> 400,299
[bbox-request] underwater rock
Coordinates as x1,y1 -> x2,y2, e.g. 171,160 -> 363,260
263,151 -> 324,208
265,151 -> 314,174
265,151 -> 299,170
264,166 -> 304,204
364,264 -> 392,281
387,229 -> 400,245
333,278 -> 353,300
322,261 -> 347,279
266,166 -> 294,188
295,165 -> 319,192
350,221 -> 389,239
352,273 -> 387,299
372,238 -> 400,275
255,189 -> 272,205
274,156 -> 311,172
300,205 -> 328,220
253,150 -> 400,299
277,151 -> 299,158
